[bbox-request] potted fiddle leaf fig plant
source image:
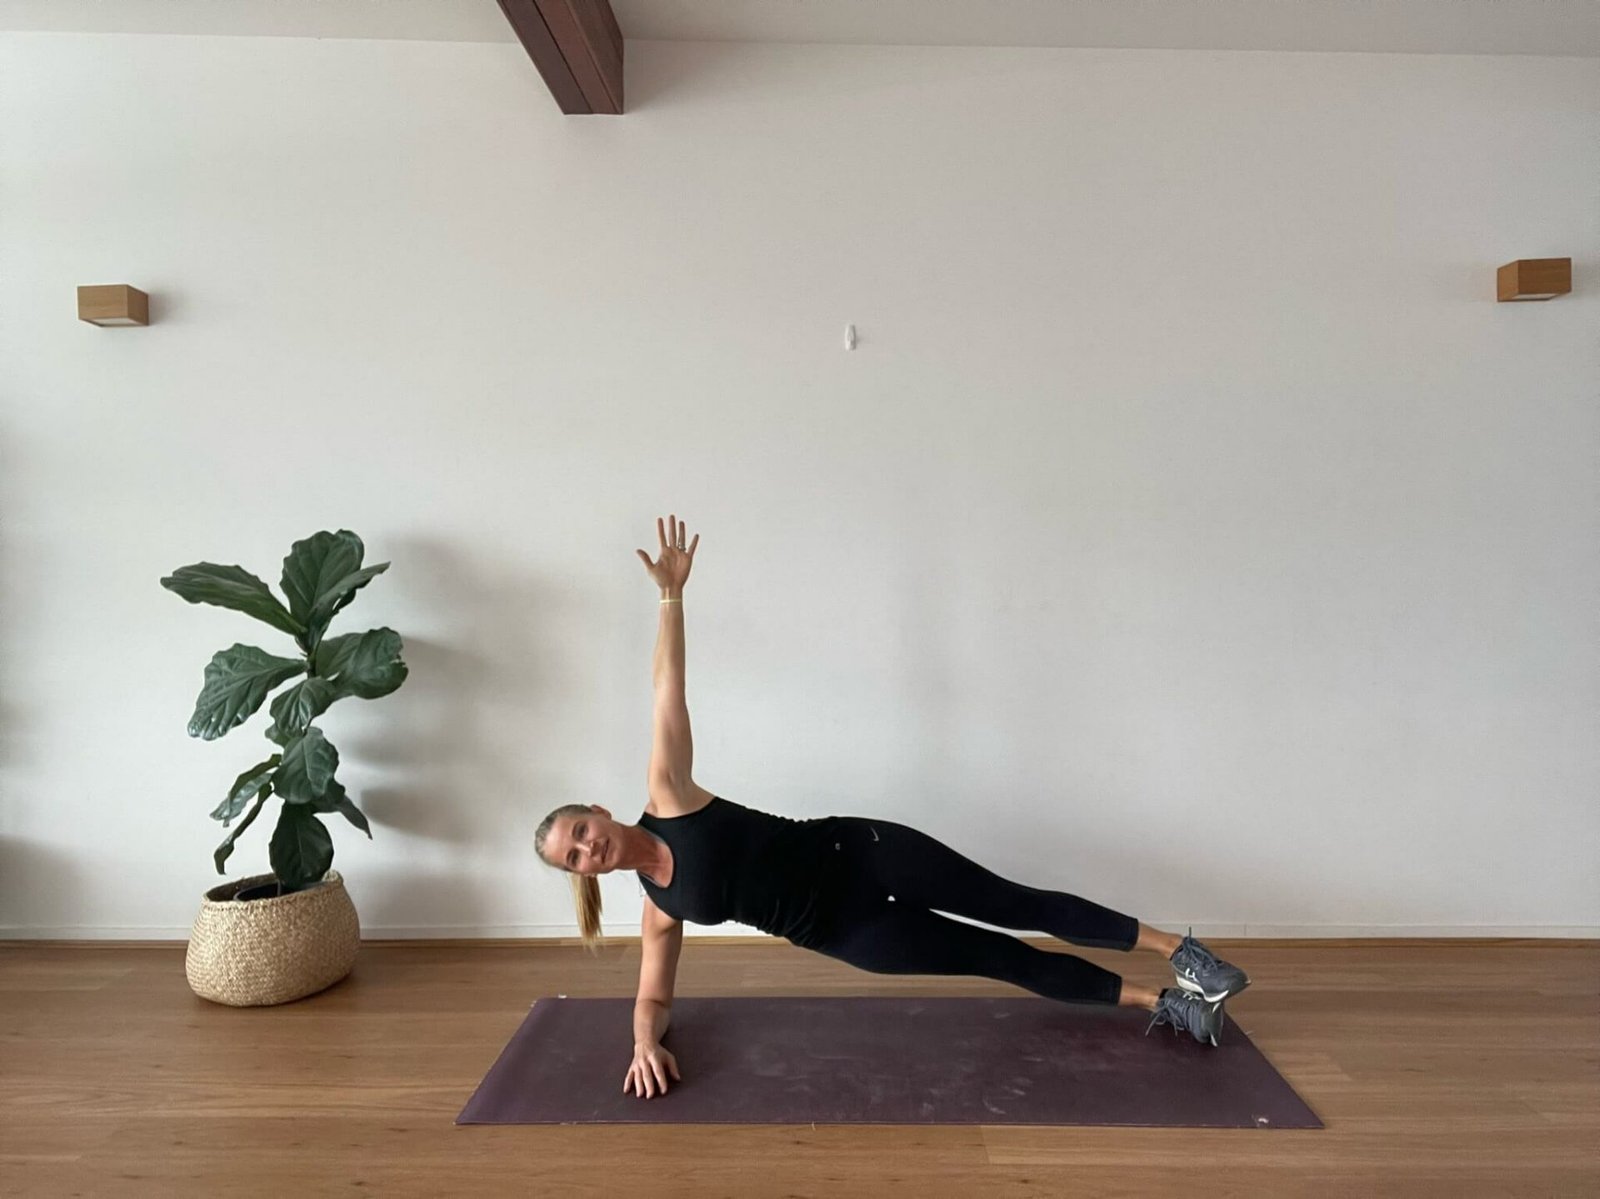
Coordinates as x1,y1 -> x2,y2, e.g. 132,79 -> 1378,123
161,529 -> 407,1006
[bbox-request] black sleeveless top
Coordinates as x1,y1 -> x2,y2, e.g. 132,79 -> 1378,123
636,796 -> 845,949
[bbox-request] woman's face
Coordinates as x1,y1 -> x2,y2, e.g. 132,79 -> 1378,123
545,805 -> 620,875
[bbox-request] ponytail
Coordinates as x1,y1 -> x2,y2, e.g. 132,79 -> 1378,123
569,871 -> 603,955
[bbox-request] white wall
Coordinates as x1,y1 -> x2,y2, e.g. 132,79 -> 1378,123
1,33 -> 1596,939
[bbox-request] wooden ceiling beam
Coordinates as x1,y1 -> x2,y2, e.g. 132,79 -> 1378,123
496,0 -> 623,115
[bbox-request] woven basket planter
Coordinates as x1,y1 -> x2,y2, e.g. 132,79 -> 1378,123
185,870 -> 360,1006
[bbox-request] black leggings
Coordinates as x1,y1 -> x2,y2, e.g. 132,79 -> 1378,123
808,817 -> 1141,1007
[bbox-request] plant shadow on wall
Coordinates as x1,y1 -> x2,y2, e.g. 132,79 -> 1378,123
338,536 -> 553,931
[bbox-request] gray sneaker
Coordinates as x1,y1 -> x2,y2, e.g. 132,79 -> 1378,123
1169,928 -> 1251,1003
1144,986 -> 1226,1047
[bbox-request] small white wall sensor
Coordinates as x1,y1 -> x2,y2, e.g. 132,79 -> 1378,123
844,324 -> 857,350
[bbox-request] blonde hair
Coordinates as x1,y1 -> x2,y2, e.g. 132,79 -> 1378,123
535,803 -> 604,954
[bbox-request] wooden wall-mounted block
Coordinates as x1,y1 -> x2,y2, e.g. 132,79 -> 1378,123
78,284 -> 150,326
1496,258 -> 1571,302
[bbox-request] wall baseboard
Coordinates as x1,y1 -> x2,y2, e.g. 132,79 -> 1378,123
3,922 -> 1597,942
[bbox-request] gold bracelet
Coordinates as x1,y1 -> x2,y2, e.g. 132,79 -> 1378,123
660,597 -> 682,604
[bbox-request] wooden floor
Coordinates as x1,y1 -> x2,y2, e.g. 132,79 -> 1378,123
2,938 -> 1596,1198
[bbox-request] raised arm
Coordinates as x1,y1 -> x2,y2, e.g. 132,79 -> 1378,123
637,514 -> 699,792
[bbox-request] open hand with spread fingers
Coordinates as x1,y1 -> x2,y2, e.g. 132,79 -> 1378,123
624,1040 -> 682,1099
636,513 -> 699,593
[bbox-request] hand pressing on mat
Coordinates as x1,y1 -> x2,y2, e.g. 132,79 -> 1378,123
624,1040 -> 681,1099
637,513 -> 699,594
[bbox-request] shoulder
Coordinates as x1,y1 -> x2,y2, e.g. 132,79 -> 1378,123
644,777 -> 718,820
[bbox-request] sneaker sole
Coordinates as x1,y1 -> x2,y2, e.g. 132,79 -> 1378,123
1206,998 -> 1225,1046
1174,973 -> 1251,1004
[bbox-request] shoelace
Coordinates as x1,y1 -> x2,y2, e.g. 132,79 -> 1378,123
1175,930 -> 1221,974
1144,992 -> 1186,1037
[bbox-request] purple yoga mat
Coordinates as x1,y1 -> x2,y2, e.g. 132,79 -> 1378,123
457,996 -> 1322,1128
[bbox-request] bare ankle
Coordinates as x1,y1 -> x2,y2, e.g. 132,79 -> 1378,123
1133,922 -> 1182,959
1119,982 -> 1161,1011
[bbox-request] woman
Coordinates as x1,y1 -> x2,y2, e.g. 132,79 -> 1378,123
536,515 -> 1251,1100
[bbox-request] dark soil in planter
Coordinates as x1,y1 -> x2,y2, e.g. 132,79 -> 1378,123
235,881 -> 285,901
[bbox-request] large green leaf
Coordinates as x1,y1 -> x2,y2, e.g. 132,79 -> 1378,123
281,531 -> 365,626
272,727 -> 339,803
266,678 -> 337,746
305,778 -> 372,838
314,628 -> 408,700
187,645 -> 306,741
211,755 -> 282,824
214,789 -> 270,873
309,563 -> 389,632
281,531 -> 389,651
268,803 -> 333,891
161,563 -> 305,638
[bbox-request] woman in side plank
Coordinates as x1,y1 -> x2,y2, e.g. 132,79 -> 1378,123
537,515 -> 1250,1100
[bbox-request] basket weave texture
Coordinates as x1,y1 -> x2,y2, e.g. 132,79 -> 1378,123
185,870 -> 360,1006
